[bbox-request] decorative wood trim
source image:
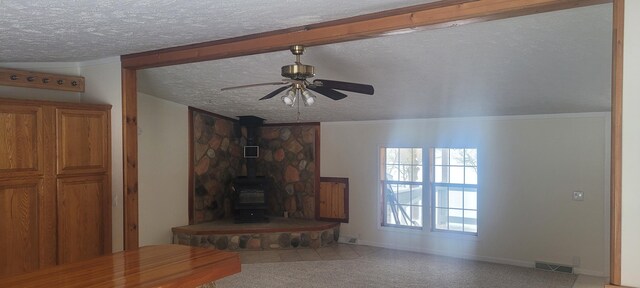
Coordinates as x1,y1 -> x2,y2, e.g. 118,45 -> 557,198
121,68 -> 139,250
188,107 -> 195,225
0,68 -> 85,92
610,0 -> 623,285
121,0 -> 609,69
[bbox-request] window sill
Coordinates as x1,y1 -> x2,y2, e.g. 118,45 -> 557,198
376,224 -> 480,241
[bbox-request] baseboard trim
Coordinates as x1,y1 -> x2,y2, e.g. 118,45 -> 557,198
355,239 -> 607,277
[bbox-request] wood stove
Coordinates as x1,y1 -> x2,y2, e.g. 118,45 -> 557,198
233,116 -> 270,223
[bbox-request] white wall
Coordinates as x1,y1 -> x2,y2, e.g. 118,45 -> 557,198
79,57 -> 124,252
321,113 -> 609,276
138,92 -> 189,246
621,1 -> 640,286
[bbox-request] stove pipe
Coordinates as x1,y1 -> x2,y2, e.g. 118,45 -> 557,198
238,116 -> 265,178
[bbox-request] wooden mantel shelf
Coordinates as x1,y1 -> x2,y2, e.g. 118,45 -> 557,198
0,245 -> 240,288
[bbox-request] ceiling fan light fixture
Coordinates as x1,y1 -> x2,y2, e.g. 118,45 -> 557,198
301,89 -> 316,106
282,88 -> 297,106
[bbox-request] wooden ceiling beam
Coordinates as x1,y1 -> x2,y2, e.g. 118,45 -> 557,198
121,0 -> 610,69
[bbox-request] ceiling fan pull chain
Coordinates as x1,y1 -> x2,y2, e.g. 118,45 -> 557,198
297,96 -> 301,122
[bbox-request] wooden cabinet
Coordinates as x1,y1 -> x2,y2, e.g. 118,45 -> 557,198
0,98 -> 111,276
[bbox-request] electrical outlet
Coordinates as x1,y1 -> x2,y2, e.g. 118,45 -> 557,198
572,191 -> 584,201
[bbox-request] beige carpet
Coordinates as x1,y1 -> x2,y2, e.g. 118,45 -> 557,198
217,245 -> 577,288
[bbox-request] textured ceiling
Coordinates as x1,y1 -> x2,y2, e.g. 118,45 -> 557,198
0,0 -> 434,62
138,4 -> 612,123
0,1 -> 612,123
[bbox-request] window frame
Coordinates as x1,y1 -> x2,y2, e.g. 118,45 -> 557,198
379,147 -> 425,229
430,148 -> 478,236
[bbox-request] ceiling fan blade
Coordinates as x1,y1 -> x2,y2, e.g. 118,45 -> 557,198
313,79 -> 374,95
221,81 -> 289,91
307,85 -> 348,101
259,85 -> 291,100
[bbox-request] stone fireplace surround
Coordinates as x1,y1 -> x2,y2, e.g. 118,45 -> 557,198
190,108 -> 320,224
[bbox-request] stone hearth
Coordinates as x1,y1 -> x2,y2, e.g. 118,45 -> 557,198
172,217 -> 339,250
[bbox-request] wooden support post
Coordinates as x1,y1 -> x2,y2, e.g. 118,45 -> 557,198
121,68 -> 139,250
0,68 -> 85,92
610,0 -> 624,285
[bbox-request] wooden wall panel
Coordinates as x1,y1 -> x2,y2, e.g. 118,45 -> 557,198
318,177 -> 349,223
0,105 -> 43,177
0,179 -> 41,276
57,175 -> 108,264
56,109 -> 109,175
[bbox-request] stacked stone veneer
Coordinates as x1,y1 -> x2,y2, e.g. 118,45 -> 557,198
174,226 -> 339,251
191,110 -> 319,223
257,126 -> 318,219
192,111 -> 243,222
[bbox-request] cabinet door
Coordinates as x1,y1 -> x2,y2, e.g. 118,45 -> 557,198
318,177 -> 349,223
0,105 -> 43,178
57,175 -> 110,264
0,179 -> 41,276
56,109 -> 109,175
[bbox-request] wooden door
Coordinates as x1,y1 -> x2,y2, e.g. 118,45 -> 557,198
318,177 -> 349,222
57,175 -> 110,264
0,179 -> 41,276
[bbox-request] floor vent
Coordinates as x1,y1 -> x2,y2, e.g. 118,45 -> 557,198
534,261 -> 574,274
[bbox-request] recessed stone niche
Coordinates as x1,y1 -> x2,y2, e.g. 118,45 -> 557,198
191,109 -> 319,223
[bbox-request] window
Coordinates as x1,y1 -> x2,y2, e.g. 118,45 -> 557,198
381,147 -> 423,228
431,148 -> 478,234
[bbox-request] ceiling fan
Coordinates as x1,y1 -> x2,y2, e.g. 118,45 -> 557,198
220,45 -> 374,106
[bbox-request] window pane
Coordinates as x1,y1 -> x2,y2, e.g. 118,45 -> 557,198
413,149 -> 423,165
401,166 -> 410,182
449,187 -> 463,209
413,165 -> 423,182
464,188 -> 477,210
465,149 -> 477,167
386,165 -> 398,180
397,184 -> 411,205
448,209 -> 463,231
385,204 -> 395,225
450,149 -> 465,165
384,183 -> 397,202
435,186 -> 448,208
400,205 -> 414,226
435,148 -> 444,165
434,165 -> 444,183
410,206 -> 422,227
399,148 -> 413,164
386,148 -> 399,164
450,166 -> 464,184
464,210 -> 477,233
435,208 -> 448,230
411,185 -> 422,205
465,167 -> 477,184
